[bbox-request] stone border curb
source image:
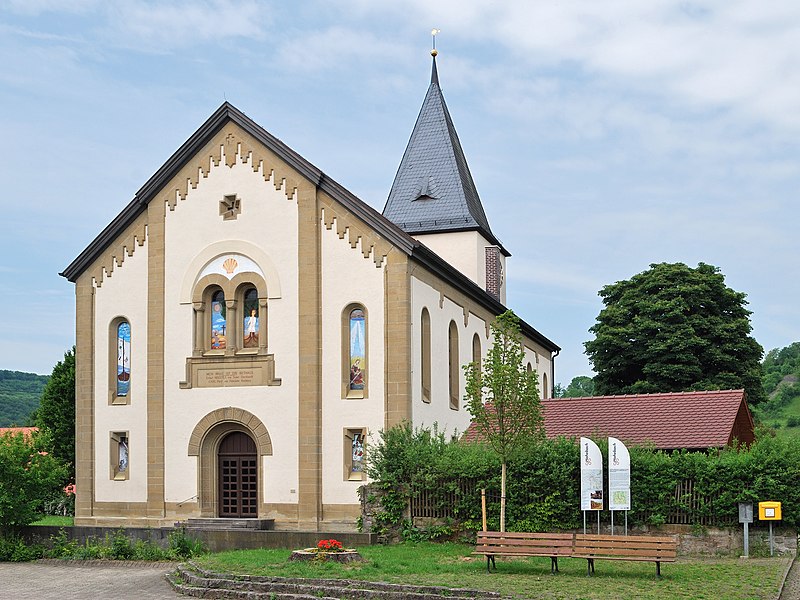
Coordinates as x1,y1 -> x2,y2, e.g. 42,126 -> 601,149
168,561 -> 504,600
36,559 -> 177,569
776,555 -> 796,600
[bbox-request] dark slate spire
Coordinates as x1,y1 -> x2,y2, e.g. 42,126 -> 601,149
383,53 -> 506,252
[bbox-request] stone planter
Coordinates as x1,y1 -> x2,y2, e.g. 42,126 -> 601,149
289,549 -> 363,563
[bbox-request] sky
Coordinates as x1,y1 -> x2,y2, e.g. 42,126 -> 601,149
1,1 -> 798,385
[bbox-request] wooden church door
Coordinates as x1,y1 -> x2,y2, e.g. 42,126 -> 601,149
218,431 -> 258,518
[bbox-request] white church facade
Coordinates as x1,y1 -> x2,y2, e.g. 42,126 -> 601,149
61,56 -> 559,529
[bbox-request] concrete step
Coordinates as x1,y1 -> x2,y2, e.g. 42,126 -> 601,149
175,518 -> 275,531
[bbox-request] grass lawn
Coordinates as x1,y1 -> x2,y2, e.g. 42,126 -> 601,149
30,515 -> 74,526
194,542 -> 789,600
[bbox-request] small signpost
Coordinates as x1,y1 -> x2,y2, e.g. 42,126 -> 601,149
738,502 -> 753,557
758,501 -> 782,557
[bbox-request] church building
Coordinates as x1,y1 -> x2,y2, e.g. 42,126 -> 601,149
61,54 -> 559,529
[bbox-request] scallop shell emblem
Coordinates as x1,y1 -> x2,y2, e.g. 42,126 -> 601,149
222,258 -> 238,274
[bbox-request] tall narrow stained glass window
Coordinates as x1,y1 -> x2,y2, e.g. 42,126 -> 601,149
210,290 -> 227,350
242,287 -> 259,349
116,321 -> 131,397
348,308 -> 365,392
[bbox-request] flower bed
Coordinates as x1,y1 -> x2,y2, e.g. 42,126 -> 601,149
289,539 -> 362,563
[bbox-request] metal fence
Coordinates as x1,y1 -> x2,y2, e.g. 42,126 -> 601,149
408,477 -> 736,527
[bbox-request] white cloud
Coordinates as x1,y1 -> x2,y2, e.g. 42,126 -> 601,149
274,26 -> 410,73
105,0 -> 268,50
349,1 -> 800,131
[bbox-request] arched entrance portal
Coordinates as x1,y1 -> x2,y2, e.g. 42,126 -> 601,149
188,408 -> 273,518
218,431 -> 258,518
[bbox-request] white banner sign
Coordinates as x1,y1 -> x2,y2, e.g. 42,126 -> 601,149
608,437 -> 631,511
580,437 -> 604,511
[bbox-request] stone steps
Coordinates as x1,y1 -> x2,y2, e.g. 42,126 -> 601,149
175,518 -> 275,531
166,562 -> 503,600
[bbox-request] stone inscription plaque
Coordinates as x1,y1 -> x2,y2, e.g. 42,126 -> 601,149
197,367 -> 261,388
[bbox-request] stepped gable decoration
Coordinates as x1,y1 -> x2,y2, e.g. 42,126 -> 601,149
543,389 -> 754,450
382,49 -> 508,255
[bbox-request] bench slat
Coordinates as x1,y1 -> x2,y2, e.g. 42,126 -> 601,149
476,547 -> 573,554
576,534 -> 675,544
572,548 -> 676,560
476,539 -> 573,548
581,555 -> 677,563
479,532 -> 573,540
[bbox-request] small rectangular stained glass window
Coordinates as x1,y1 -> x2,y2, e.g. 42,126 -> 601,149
344,428 -> 366,481
111,431 -> 129,481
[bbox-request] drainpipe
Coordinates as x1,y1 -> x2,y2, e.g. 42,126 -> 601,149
550,349 -> 560,399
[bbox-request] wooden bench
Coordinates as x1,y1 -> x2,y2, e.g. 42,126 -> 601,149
572,534 -> 677,577
473,531 -> 574,574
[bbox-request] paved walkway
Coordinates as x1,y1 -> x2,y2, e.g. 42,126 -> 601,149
0,561 -> 181,599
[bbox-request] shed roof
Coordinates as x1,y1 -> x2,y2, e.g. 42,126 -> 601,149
543,389 -> 753,449
464,389 -> 754,450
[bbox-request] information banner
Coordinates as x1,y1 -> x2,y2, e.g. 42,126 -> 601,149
608,437 -> 631,511
580,437 -> 604,511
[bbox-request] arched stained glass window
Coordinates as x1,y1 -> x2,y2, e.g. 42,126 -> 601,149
116,321 -> 131,397
349,308 -> 366,392
242,287 -> 259,349
210,290 -> 227,350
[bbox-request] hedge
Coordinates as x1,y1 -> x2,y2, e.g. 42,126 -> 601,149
365,424 -> 800,536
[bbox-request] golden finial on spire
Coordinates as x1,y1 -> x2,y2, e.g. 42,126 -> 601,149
431,28 -> 440,56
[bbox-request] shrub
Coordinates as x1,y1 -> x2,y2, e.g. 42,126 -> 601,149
103,529 -> 134,560
0,534 -> 43,561
169,527 -> 207,559
0,430 -> 69,533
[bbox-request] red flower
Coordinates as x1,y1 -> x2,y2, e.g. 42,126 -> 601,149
64,483 -> 76,496
316,539 -> 343,552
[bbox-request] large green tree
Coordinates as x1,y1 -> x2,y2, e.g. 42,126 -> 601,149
584,263 -> 765,404
35,347 -> 75,480
464,310 -> 543,531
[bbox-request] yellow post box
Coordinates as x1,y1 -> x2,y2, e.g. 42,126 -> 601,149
758,501 -> 782,521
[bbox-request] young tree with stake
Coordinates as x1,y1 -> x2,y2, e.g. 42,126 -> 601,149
464,310 -> 544,532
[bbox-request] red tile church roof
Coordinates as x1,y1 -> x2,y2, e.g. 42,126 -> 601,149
464,390 -> 754,450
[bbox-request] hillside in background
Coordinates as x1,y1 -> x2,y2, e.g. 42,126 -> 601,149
0,370 -> 48,427
753,342 -> 800,438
